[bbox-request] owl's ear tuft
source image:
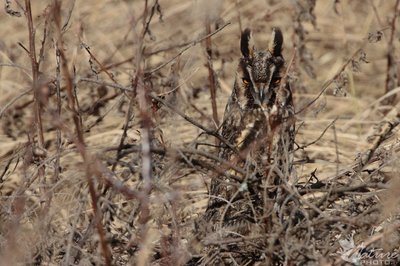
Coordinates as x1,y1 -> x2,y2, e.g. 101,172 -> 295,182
269,27 -> 283,56
240,28 -> 252,58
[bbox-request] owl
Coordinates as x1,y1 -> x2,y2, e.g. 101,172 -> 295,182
204,27 -> 295,236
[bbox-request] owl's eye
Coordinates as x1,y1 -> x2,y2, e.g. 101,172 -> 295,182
242,78 -> 250,85
273,78 -> 281,85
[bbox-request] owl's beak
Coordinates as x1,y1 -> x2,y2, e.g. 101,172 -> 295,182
255,82 -> 273,106
258,82 -> 268,103
246,66 -> 261,105
247,72 -> 270,106
249,85 -> 261,106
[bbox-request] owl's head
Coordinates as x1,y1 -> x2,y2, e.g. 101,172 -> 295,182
237,28 -> 285,107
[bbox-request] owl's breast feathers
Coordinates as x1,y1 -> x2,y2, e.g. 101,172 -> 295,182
220,79 -> 294,167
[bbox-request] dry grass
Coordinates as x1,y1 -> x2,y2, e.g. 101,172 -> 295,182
0,0 -> 399,265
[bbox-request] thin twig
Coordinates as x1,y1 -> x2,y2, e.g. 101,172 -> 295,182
54,48 -> 62,183
0,62 -> 31,77
298,182 -> 387,195
0,88 -> 32,118
296,118 -> 338,150
332,123 -> 340,176
368,0 -> 383,27
356,112 -> 400,171
61,0 -> 75,32
146,22 -> 230,74
130,2 -> 159,265
37,12 -> 49,69
235,0 -> 242,33
383,0 -> 400,104
205,19 -> 220,129
296,48 -> 362,114
82,43 -> 118,83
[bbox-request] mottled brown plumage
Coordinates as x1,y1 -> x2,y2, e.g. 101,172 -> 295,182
199,27 -> 295,265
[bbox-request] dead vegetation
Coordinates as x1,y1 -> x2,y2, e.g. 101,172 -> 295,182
0,0 -> 399,265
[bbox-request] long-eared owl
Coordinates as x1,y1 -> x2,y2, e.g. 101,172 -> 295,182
205,27 -> 295,232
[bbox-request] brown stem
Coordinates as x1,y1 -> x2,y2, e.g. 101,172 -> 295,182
205,20 -> 220,130
82,43 -> 118,83
52,1 -> 111,265
383,0 -> 400,105
24,0 -> 44,147
24,0 -> 46,197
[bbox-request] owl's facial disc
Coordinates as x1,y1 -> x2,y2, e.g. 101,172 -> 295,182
239,27 -> 284,107
246,64 -> 276,106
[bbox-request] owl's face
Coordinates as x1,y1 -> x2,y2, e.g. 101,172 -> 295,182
237,28 -> 285,107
